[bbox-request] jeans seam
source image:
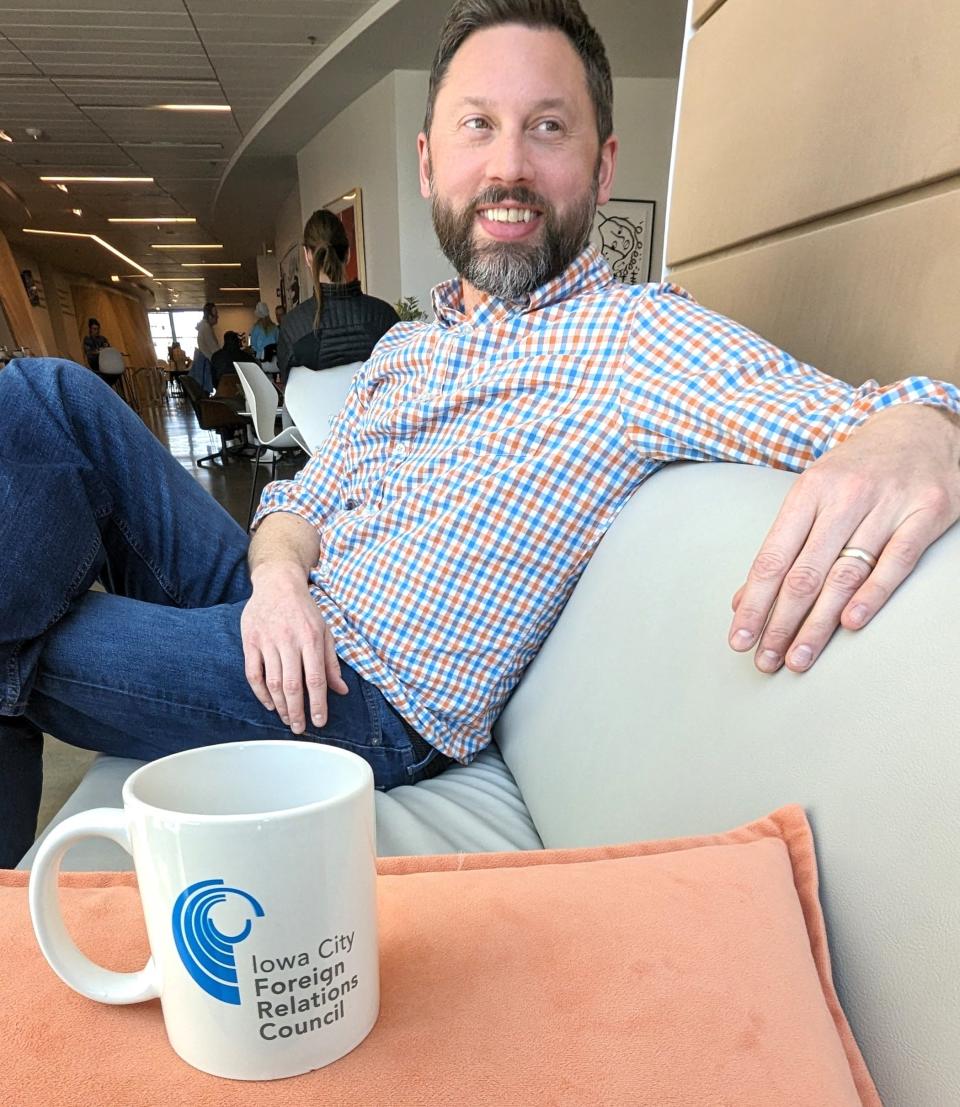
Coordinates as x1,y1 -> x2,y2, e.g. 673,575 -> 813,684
111,515 -> 185,606
358,679 -> 383,746
1,533 -> 103,711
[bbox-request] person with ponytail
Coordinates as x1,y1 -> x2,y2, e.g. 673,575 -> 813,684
276,208 -> 399,385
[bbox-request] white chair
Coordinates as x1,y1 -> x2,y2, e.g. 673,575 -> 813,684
97,347 -> 125,376
284,362 -> 362,451
233,360 -> 308,528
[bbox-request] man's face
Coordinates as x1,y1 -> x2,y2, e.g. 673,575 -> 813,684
89,323 -> 99,337
418,24 -> 617,302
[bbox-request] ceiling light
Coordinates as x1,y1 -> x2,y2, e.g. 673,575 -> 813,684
150,243 -> 222,250
110,275 -> 120,282
219,287 -> 259,291
151,104 -> 231,113
120,141 -> 223,150
54,184 -> 69,193
0,130 -> 12,143
108,217 -> 196,224
40,175 -> 154,184
21,228 -> 153,277
155,277 -> 204,283
24,127 -> 45,141
181,262 -> 241,268
71,208 -> 83,217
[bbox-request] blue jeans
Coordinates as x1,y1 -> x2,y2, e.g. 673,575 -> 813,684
0,360 -> 447,866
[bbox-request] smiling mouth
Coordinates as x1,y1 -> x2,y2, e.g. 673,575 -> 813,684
477,206 -> 539,224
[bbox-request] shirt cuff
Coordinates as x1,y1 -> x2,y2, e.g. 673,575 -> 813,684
823,375 -> 960,453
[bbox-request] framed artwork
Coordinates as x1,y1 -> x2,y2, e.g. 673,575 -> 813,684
279,241 -> 302,310
324,188 -> 367,290
590,198 -> 656,284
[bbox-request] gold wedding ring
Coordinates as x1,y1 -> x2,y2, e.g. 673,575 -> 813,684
837,546 -> 878,570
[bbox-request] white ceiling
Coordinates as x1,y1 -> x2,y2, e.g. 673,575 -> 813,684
0,0 -> 686,311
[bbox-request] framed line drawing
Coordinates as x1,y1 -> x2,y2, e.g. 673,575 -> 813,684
324,188 -> 367,290
590,198 -> 656,284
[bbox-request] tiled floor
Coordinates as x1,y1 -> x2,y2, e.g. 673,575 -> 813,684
37,389 -> 308,836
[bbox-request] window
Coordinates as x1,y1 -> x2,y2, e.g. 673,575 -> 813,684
148,310 -> 205,361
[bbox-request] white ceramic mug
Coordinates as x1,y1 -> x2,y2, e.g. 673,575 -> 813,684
28,740 -> 380,1081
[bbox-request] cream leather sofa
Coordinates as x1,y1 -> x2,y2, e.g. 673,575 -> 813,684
19,462 -> 960,1105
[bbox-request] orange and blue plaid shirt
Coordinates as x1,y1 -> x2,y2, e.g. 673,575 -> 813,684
255,246 -> 959,761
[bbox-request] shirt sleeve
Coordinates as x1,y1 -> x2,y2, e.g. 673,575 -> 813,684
622,283 -> 960,472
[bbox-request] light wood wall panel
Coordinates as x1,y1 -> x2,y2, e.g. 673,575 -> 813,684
70,284 -> 155,370
669,185 -> 960,385
0,231 -> 47,355
668,0 -> 960,266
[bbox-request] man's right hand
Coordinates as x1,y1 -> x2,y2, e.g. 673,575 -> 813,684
240,561 -> 348,733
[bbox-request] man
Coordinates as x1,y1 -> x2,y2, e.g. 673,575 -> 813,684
1,0 -> 958,866
82,317 -> 110,375
190,301 -> 220,393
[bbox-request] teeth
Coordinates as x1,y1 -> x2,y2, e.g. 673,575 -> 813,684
483,207 -> 535,223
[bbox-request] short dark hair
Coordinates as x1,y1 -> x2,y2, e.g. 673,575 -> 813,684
203,301 -> 217,318
87,317 -> 99,328
424,0 -> 613,143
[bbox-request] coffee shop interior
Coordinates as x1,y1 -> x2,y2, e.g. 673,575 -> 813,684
2,0 -> 959,1103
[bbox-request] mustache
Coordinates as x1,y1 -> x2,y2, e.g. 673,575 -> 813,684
468,186 -> 549,215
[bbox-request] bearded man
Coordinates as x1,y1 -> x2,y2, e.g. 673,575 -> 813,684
1,0 -> 958,867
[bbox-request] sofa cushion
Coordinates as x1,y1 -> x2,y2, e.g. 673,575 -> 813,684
17,745 -> 541,872
2,806 -> 878,1105
495,460 -> 960,1105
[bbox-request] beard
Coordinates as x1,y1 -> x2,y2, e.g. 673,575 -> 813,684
430,178 -> 598,301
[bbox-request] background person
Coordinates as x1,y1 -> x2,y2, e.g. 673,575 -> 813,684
276,210 -> 399,385
82,318 -> 110,376
250,303 -> 279,360
167,342 -> 190,372
190,302 -> 220,395
210,331 -> 248,390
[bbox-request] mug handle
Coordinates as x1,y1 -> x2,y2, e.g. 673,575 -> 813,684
28,808 -> 160,1004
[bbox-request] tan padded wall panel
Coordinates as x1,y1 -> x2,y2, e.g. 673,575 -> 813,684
668,0 -> 960,266
668,186 -> 960,386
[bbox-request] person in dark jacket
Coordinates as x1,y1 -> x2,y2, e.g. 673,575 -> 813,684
210,331 -> 247,390
276,209 -> 399,385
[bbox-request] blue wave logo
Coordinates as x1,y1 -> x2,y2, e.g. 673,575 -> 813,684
171,879 -> 265,1005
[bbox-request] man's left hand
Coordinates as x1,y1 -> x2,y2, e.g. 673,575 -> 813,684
728,404 -> 960,673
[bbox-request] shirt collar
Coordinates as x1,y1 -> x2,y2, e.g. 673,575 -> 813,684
431,245 -> 615,328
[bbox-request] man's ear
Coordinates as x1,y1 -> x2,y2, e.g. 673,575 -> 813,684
596,134 -> 619,207
417,132 -> 432,200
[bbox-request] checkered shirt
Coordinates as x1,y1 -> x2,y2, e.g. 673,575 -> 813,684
254,246 -> 960,762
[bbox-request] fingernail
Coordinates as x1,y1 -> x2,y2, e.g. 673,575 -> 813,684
790,645 -> 813,670
848,604 -> 869,628
732,629 -> 755,650
312,714 -> 324,726
758,650 -> 781,673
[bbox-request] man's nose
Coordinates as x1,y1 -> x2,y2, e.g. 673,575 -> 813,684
484,128 -> 532,186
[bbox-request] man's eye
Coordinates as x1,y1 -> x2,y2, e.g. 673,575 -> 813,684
464,117 -> 490,131
536,119 -> 563,133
